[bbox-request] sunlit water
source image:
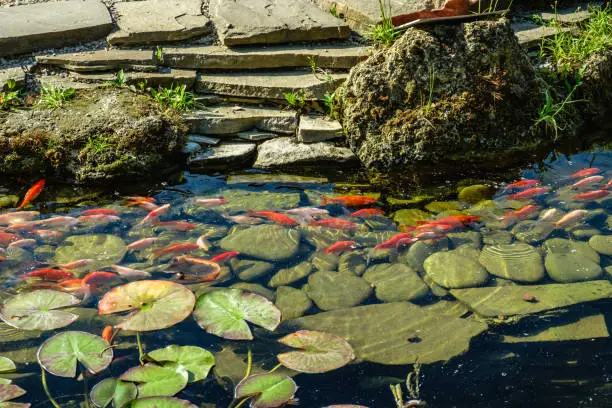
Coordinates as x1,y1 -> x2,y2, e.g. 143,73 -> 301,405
0,140 -> 610,408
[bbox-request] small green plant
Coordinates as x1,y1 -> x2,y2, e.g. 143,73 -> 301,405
154,46 -> 164,63
390,363 -> 425,408
367,0 -> 399,46
0,78 -> 23,110
535,70 -> 584,140
106,69 -> 127,87
284,91 -> 307,111
39,85 -> 75,109
425,66 -> 436,115
150,84 -> 195,112
322,92 -> 335,113
85,135 -> 113,154
330,5 -> 338,17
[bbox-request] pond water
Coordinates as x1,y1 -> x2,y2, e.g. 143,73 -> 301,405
0,138 -> 611,408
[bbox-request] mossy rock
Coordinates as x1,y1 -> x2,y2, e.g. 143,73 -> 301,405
447,231 -> 482,249
230,283 -> 276,301
54,234 -> 127,271
338,251 -> 368,276
589,235 -> 612,256
230,259 -> 274,282
482,230 -> 514,245
398,238 -> 449,273
311,253 -> 339,272
219,225 -> 301,262
268,262 -> 313,288
275,286 -> 313,321
543,238 -> 600,264
544,253 -> 602,283
424,250 -> 489,289
362,263 -> 429,302
392,209 -> 431,227
304,271 -> 372,311
217,190 -> 301,214
301,226 -> 352,250
425,201 -> 462,213
458,185 -> 494,204
0,195 -> 19,209
479,243 -> 545,283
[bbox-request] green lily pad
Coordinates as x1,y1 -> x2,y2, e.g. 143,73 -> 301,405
193,289 -> 281,340
120,365 -> 188,398
277,330 -> 354,373
91,378 -> 138,408
0,383 -> 30,407
37,331 -> 113,378
148,345 -> 215,383
234,373 -> 297,408
0,290 -> 80,331
129,397 -> 197,408
98,281 -> 196,331
0,358 -> 15,374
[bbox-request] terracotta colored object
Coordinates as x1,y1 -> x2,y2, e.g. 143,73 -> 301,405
390,0 -> 480,26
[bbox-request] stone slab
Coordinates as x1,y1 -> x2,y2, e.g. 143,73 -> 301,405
196,71 -> 348,101
211,0 -> 350,46
183,106 -> 298,135
36,50 -> 156,72
298,115 -> 343,143
237,130 -> 281,141
0,0 -> 113,57
108,0 -> 212,45
73,69 -> 197,88
187,134 -> 221,146
189,142 -> 257,168
512,22 -> 572,48
0,67 -> 26,91
162,44 -> 370,70
539,7 -> 593,24
253,136 -> 357,168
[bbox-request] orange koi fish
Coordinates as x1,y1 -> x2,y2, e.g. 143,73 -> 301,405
82,271 -> 119,286
102,326 -> 114,344
196,234 -> 211,251
503,179 -> 541,192
248,211 -> 297,226
1,222 -> 37,233
211,251 -> 239,264
417,215 -> 480,228
17,179 -> 45,210
8,239 -> 37,249
78,214 -> 121,224
568,168 -> 600,179
415,223 -> 455,232
34,216 -> 79,228
572,189 -> 610,201
321,195 -> 377,207
350,208 -> 386,218
570,175 -> 604,190
58,259 -> 95,270
0,231 -> 21,245
499,205 -> 539,223
193,198 -> 228,206
553,210 -> 588,228
508,187 -> 550,200
324,241 -> 359,254
151,220 -> 197,232
110,265 -> 151,279
153,243 -> 200,258
32,229 -> 63,239
22,268 -> 74,281
414,230 -> 446,240
0,211 -> 39,226
140,204 -> 170,225
81,208 -> 120,216
310,218 -> 359,230
605,179 -> 612,189
127,237 -> 158,250
375,233 -> 415,250
57,278 -> 86,289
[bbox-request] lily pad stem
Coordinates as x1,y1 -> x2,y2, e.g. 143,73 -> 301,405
41,368 -> 61,408
232,396 -> 251,408
243,349 -> 252,380
82,366 -> 90,408
136,332 -> 145,365
268,363 -> 283,373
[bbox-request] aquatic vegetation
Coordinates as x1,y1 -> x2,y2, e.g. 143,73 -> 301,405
0,290 -> 80,331
120,365 -> 189,397
150,84 -> 195,112
366,0 -> 399,46
39,85 -> 75,109
0,383 -> 29,407
90,377 -> 138,408
234,373 -> 297,408
277,330 -> 355,373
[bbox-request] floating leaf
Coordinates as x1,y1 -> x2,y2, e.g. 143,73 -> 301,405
37,331 -> 113,377
98,280 -> 195,331
0,383 -> 30,407
0,358 -> 15,374
148,345 -> 215,382
193,289 -> 281,340
234,373 -> 297,408
120,365 -> 188,398
91,378 -> 137,408
0,290 -> 80,331
129,397 -> 197,408
277,330 -> 354,373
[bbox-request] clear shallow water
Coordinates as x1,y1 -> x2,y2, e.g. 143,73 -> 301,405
0,141 -> 610,408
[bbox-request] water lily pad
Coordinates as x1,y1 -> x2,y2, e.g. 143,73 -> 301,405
90,378 -> 137,408
37,331 -> 113,378
129,397 -> 197,408
277,330 -> 354,373
120,365 -> 188,398
98,281 -> 195,331
55,234 -> 127,271
0,383 -> 30,407
193,289 -> 281,340
0,358 -> 15,374
234,373 -> 297,408
148,345 -> 215,382
0,290 -> 80,331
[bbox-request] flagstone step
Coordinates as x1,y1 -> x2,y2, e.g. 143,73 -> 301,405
161,44 -> 370,70
189,141 -> 258,168
37,50 -> 157,72
72,69 -> 197,88
297,115 -> 343,143
512,22 -> 573,48
0,0 -> 113,57
211,0 -> 350,46
196,70 -> 347,101
107,0 -> 212,45
183,105 -> 298,135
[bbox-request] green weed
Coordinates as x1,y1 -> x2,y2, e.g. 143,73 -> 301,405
39,85 -> 75,109
85,135 -> 113,154
284,91 -> 307,111
535,70 -> 584,140
330,5 -> 338,17
367,0 -> 399,46
0,78 -> 23,110
150,84 -> 195,112
425,66 -> 436,115
154,46 -> 164,63
106,69 -> 127,87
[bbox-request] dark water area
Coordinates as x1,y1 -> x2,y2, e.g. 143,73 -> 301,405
0,136 -> 611,408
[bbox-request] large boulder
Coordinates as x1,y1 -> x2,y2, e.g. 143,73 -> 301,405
335,18 -> 548,172
578,49 -> 612,128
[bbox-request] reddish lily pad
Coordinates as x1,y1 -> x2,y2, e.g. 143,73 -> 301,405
0,290 -> 80,331
148,345 -> 215,382
0,384 -> 30,407
91,378 -> 137,408
193,289 -> 281,340
98,280 -> 195,331
235,373 -> 297,408
129,397 -> 197,408
37,331 -> 113,378
277,330 -> 354,373
120,365 -> 188,398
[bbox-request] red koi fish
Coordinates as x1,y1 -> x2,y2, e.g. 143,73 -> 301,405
390,0 -> 477,26
17,179 -> 45,210
58,259 -> 95,270
572,189 -> 610,201
499,205 -> 539,223
570,175 -> 604,190
127,237 -> 158,251
1,222 -> 37,233
81,208 -> 120,216
350,208 -> 385,218
102,326 -> 114,344
78,214 -> 121,224
310,218 -> 359,230
321,195 -> 377,207
415,230 -> 446,240
508,187 -> 550,200
193,198 -> 228,206
153,243 -> 199,258
82,271 -> 119,286
211,251 -> 239,264
418,215 -> 480,228
568,168 -> 600,179
140,204 -> 170,225
0,211 -> 39,226
415,223 -> 455,232
110,265 -> 151,279
35,216 -> 79,229
324,241 -> 359,254
57,278 -> 86,289
0,232 -> 21,246
151,220 -> 197,232
8,239 -> 37,249
503,179 -> 541,192
22,268 -> 74,281
248,211 -> 297,226
375,233 -> 415,250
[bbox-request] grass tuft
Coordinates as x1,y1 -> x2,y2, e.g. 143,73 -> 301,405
367,0 -> 399,46
39,85 -> 75,109
106,69 -> 127,87
0,79 -> 23,110
150,84 -> 195,112
284,91 -> 307,111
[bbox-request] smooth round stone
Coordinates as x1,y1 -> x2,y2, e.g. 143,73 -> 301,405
425,201 -> 462,213
479,243 -> 545,283
34,245 -> 56,261
268,262 -> 313,288
353,230 -> 398,247
605,265 -> 612,278
424,250 -> 489,289
545,253 -> 602,283
447,231 -> 481,249
311,253 -> 339,271
544,238 -> 600,264
301,226 -> 352,249
512,220 -> 554,244
606,215 -> 612,230
0,195 -> 18,209
458,184 -> 493,204
589,235 -> 612,256
482,230 -> 513,245
305,271 -> 372,311
398,238 -> 449,273
392,209 -> 431,226
454,245 -> 480,259
218,190 -> 301,214
220,225 -> 301,262
275,286 -> 313,321
230,259 -> 274,281
363,263 -> 429,302
363,217 -> 397,231
422,274 -> 449,297
54,234 -> 127,271
338,251 -> 367,276
230,283 -> 275,301
570,225 -> 602,240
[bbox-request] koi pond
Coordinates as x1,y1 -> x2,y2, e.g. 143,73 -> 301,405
0,139 -> 611,408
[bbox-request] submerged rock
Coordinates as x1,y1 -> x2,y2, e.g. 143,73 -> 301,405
230,259 -> 274,281
479,243 -> 545,283
338,251 -> 368,276
458,185 -> 494,204
275,286 -> 313,321
219,225 -> 301,262
362,263 -> 429,302
424,250 -> 489,289
589,235 -> 612,256
268,262 -> 313,287
55,234 -> 127,271
304,271 -> 372,311
545,253 -> 602,283
336,18 -> 548,173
